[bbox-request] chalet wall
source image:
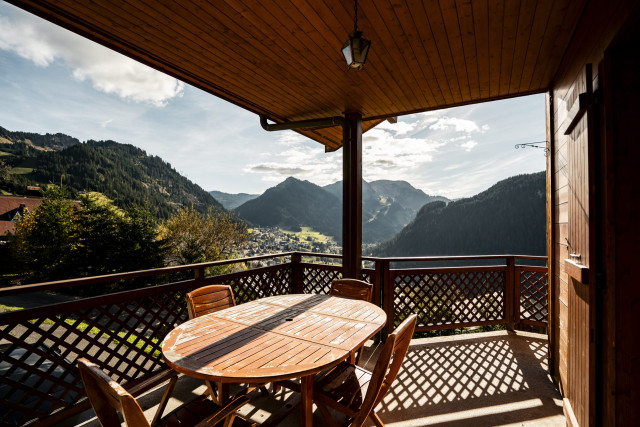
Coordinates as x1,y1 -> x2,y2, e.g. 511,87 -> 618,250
602,35 -> 640,426
549,1 -> 640,425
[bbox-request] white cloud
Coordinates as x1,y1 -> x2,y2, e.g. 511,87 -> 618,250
244,131 -> 343,186
0,10 -> 183,106
460,140 -> 478,151
429,116 -> 482,133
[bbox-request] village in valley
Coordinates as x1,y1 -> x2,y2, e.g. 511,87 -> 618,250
243,226 -> 341,265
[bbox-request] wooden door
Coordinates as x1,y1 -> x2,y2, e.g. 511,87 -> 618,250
561,64 -> 597,427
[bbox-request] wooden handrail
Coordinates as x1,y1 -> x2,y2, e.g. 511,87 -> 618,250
1,252 -> 547,297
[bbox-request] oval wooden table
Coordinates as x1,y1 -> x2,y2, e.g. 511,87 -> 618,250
162,293 -> 387,426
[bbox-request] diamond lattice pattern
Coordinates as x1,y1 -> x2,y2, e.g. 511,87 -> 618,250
519,269 -> 548,323
393,270 -> 505,328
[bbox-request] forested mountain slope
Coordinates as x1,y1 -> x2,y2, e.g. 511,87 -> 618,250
374,172 -> 546,257
0,127 -> 223,218
235,177 -> 342,240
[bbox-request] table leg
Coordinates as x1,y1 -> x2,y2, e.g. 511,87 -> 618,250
218,382 -> 230,406
300,375 -> 313,426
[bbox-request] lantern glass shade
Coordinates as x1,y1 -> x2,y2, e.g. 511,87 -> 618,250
342,31 -> 370,70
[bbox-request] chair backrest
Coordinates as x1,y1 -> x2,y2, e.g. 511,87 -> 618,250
77,358 -> 150,427
186,284 -> 236,319
330,279 -> 373,302
352,314 -> 417,427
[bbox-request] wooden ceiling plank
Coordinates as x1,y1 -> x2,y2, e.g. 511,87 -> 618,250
95,1 -> 302,117
425,0 -> 463,103
472,0 -> 490,99
531,0 -> 589,92
518,0 -> 555,93
439,0 -> 472,102
123,0 -> 307,113
498,0 -> 520,96
383,0 -> 441,108
279,0 -> 394,117
409,0 -> 455,105
507,0 -> 538,94
156,2 -> 312,116
363,1 -> 429,112
208,0 -> 348,117
260,0 -> 352,98
487,0 -> 505,98
7,0 -> 593,150
456,0 -> 481,100
394,0 -> 447,107
527,0 -> 572,92
318,0 -> 412,115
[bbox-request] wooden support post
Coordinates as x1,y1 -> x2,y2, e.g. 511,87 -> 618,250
291,252 -> 303,294
381,260 -> 393,342
505,256 -> 515,331
373,259 -> 384,343
342,112 -> 362,279
194,266 -> 205,287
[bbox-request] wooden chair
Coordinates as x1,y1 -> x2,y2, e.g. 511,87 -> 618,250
329,279 -> 373,303
313,314 -> 417,427
77,358 -> 240,427
330,279 -> 374,364
186,284 -> 236,405
186,284 -> 236,319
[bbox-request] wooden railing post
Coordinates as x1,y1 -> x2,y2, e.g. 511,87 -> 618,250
381,259 -> 393,341
194,266 -> 205,287
505,256 -> 515,330
373,259 -> 383,309
514,265 -> 522,328
291,252 -> 303,294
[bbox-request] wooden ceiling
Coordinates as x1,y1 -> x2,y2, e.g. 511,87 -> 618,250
9,0 -> 588,150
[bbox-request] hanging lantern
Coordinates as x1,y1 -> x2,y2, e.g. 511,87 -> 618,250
342,0 -> 370,70
342,31 -> 371,70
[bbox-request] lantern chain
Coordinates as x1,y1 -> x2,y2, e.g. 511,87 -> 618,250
354,0 -> 358,33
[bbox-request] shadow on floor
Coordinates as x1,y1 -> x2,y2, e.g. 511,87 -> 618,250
65,330 -> 564,427
361,330 -> 564,426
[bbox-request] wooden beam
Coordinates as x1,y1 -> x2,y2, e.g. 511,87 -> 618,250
342,112 -> 362,279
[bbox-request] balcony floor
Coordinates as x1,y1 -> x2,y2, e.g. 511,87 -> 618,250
69,330 -> 564,427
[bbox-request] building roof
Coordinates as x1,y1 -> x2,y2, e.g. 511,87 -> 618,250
7,0 -> 588,150
0,196 -> 42,236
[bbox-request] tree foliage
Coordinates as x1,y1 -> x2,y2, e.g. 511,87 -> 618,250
10,189 -> 163,285
158,206 -> 249,266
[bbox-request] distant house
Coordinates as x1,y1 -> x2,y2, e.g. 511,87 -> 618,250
0,196 -> 42,241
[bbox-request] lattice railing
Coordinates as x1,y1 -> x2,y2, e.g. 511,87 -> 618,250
517,266 -> 548,326
0,253 -> 547,426
391,266 -> 507,331
217,265 -> 293,303
300,263 -> 373,294
301,263 -> 342,294
0,263 -> 292,426
0,282 -> 194,426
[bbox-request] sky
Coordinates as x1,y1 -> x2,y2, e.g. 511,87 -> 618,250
0,2 -> 547,200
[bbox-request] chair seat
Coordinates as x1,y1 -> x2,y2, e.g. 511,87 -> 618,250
314,362 -> 373,415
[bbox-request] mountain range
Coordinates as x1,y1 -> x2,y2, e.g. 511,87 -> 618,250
374,171 -> 546,257
231,177 -> 449,243
2,126 -> 546,257
0,126 -> 222,218
209,191 -> 258,209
